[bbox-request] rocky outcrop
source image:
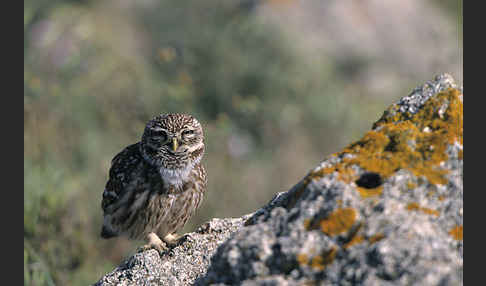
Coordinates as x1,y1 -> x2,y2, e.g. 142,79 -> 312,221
95,74 -> 463,285
94,217 -> 249,285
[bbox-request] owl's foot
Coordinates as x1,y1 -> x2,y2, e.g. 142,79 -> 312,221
163,233 -> 186,247
137,232 -> 168,256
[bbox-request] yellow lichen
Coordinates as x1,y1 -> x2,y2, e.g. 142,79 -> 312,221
310,247 -> 337,270
419,206 -> 440,216
337,165 -> 357,183
322,166 -> 337,175
406,202 -> 440,217
297,247 -> 338,271
303,88 -> 462,189
357,186 -> 383,198
449,225 -> 463,241
320,208 -> 357,236
310,256 -> 325,270
297,253 -> 309,266
422,208 -> 440,218
343,235 -> 364,249
368,233 -> 386,244
406,202 -> 420,211
407,181 -> 417,190
303,219 -> 311,230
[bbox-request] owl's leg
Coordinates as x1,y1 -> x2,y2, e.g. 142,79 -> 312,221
137,232 -> 168,255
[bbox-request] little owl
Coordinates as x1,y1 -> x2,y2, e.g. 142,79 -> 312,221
100,113 -> 207,254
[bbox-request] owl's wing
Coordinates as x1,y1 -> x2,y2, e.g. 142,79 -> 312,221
101,142 -> 144,213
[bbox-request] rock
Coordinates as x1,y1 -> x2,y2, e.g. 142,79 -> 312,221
94,217 -> 248,286
94,74 -> 463,286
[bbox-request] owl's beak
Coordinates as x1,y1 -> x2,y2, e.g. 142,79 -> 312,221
172,138 -> 179,152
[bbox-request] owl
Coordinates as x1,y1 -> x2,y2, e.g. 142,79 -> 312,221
100,113 -> 207,254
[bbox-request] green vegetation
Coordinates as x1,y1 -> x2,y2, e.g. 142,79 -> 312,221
24,0 -> 461,284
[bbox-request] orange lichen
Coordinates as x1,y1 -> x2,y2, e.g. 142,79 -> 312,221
310,247 -> 337,270
337,165 -> 358,183
419,207 -> 440,217
303,219 -> 311,230
406,202 -> 420,211
449,225 -> 463,241
297,247 -> 338,271
406,202 -> 440,217
322,166 -> 337,175
458,149 -> 463,160
368,233 -> 386,244
310,256 -> 325,270
320,208 -> 357,236
307,165 -> 356,184
407,181 -> 417,190
343,235 -> 364,249
345,120 -> 450,185
306,167 -> 331,182
357,186 -> 383,198
303,88 -> 462,189
297,253 -> 309,266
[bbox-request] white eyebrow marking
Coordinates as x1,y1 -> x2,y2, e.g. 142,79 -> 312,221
187,142 -> 204,153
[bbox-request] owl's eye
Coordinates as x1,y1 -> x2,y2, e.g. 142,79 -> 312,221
151,130 -> 167,141
182,129 -> 195,137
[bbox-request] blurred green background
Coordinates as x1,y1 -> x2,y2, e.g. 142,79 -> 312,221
24,0 -> 462,285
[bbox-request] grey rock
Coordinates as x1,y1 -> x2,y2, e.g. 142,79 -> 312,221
95,74 -> 463,286
94,217 -> 248,286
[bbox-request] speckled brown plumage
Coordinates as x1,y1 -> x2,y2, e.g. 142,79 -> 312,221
101,113 -> 207,253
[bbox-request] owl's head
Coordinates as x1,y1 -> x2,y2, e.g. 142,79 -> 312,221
140,113 -> 205,171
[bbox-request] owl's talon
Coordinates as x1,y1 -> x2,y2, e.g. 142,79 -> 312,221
163,233 -> 183,247
137,241 -> 168,255
137,232 -> 169,256
138,242 -> 168,255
